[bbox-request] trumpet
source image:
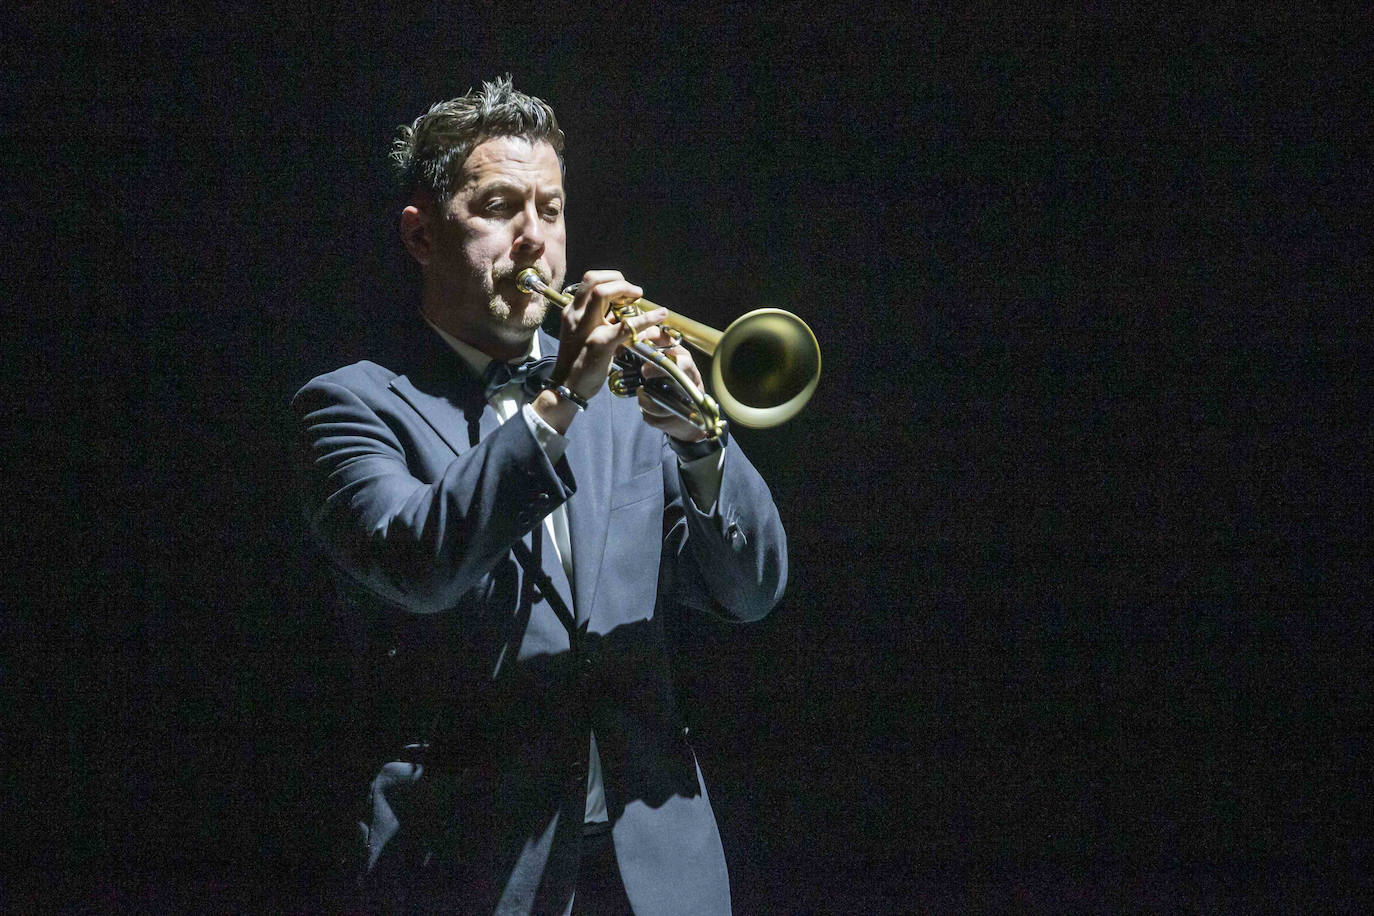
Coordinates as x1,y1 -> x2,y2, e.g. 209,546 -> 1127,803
517,269 -> 821,441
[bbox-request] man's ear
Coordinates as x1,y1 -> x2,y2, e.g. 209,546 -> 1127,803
400,204 -> 431,266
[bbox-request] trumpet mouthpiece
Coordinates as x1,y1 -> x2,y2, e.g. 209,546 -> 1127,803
516,268 -> 548,294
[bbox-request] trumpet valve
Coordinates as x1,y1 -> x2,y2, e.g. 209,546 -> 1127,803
609,367 -> 641,398
611,301 -> 642,321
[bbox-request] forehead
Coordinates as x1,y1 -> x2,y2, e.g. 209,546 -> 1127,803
458,135 -> 563,192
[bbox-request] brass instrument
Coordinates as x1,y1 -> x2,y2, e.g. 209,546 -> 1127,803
517,268 -> 821,440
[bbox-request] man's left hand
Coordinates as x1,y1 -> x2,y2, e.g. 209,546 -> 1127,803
636,325 -> 710,443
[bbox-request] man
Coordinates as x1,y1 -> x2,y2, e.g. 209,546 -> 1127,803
292,76 -> 786,914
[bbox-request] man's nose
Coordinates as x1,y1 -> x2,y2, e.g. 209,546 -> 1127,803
512,202 -> 545,254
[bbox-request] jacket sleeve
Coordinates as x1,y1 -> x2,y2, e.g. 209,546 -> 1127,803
660,440 -> 788,622
292,374 -> 575,614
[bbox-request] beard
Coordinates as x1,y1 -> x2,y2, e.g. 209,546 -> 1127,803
422,249 -> 562,358
485,263 -> 554,338
486,289 -> 547,329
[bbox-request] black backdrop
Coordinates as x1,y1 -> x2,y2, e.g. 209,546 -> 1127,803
10,5 -> 1369,912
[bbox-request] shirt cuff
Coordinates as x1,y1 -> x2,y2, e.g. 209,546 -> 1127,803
678,444 -> 726,515
522,402 -> 570,464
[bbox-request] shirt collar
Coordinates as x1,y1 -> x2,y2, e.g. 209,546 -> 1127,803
422,315 -> 540,379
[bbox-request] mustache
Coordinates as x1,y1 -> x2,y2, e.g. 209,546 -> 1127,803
497,263 -> 553,287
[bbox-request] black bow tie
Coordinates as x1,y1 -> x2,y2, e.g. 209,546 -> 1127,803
481,355 -> 558,401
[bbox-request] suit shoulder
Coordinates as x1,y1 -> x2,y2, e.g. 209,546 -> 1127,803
302,359 -> 398,390
293,360 -> 398,404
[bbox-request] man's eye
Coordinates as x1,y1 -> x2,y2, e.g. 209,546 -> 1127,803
484,199 -> 512,213
542,205 -> 563,221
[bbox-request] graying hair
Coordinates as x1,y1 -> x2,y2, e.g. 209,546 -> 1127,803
390,75 -> 565,207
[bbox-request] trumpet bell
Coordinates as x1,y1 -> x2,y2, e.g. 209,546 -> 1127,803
517,266 -> 820,436
711,308 -> 822,429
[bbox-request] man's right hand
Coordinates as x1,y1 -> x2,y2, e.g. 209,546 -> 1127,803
532,270 -> 666,435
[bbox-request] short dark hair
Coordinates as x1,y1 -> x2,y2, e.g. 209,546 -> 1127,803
390,74 -> 565,207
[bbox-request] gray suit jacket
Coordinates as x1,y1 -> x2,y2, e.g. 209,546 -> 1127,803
292,325 -> 787,914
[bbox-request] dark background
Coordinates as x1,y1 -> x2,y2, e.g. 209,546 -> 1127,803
9,4 -> 1370,912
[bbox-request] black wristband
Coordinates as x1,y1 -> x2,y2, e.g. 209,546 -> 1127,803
667,423 -> 729,460
539,377 -> 588,411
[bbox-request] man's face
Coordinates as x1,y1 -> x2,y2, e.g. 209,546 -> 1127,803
419,135 -> 567,353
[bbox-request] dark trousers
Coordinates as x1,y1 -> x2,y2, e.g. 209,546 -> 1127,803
573,821 -> 634,915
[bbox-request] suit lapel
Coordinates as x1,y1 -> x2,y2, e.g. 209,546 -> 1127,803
546,332 -> 615,625
387,324 -> 496,455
